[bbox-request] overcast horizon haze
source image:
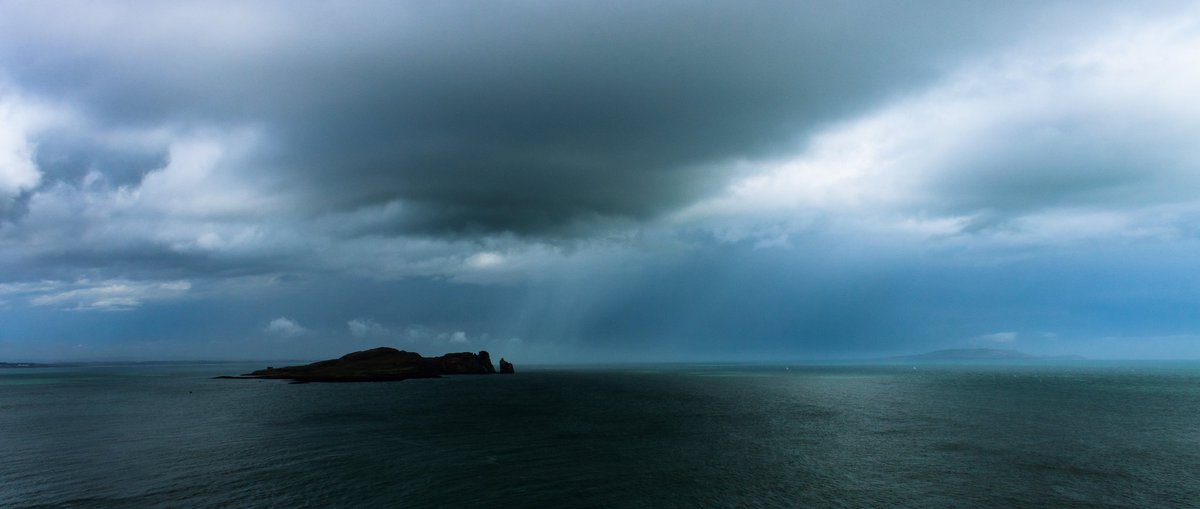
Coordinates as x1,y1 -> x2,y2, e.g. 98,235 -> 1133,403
3,1 -> 1200,363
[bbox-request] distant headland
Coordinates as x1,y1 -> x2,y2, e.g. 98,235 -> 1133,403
888,348 -> 1084,361
218,347 -> 515,383
0,362 -> 74,368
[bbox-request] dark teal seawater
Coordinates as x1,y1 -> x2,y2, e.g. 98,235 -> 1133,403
3,362 -> 1200,508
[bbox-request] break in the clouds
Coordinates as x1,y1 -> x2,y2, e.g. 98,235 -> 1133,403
1,1 -> 1199,361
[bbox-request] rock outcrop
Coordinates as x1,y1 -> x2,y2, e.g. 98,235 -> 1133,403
499,358 -> 515,374
219,347 -> 510,383
435,350 -> 498,374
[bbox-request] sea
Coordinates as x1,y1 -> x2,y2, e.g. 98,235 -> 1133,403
2,362 -> 1199,508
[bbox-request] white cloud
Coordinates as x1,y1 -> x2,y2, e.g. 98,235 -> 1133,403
466,251 -> 504,268
448,331 -> 469,344
686,10 -> 1200,245
0,91 -> 59,201
0,121 -> 299,290
265,317 -> 308,337
347,317 -> 388,338
137,133 -> 280,219
0,279 -> 191,311
0,113 -> 39,197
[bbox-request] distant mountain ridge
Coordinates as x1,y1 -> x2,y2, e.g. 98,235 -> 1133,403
889,348 -> 1084,361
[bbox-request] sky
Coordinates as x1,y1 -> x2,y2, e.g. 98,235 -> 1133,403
1,1 -> 1200,362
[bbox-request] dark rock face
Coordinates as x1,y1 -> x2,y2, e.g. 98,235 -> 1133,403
434,350 -> 497,374
499,358 -> 515,374
223,347 -> 507,383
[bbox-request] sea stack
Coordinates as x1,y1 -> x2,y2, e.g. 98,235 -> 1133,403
499,358 -> 515,374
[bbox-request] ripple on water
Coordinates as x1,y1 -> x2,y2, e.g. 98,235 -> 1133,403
2,363 -> 1200,507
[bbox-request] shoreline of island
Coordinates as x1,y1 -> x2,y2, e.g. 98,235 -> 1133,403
216,347 -> 515,383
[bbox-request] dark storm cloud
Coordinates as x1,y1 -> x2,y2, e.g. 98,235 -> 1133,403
0,0 -> 1125,235
3,1 -> 1199,362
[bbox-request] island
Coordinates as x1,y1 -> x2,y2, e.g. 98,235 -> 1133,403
217,347 -> 514,383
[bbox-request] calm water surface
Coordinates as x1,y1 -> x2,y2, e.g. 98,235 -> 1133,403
2,362 -> 1199,508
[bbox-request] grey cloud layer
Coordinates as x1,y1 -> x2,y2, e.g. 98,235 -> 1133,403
2,1 -> 1199,361
0,0 -> 1137,235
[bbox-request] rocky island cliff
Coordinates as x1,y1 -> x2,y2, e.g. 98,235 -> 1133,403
219,347 -> 513,383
